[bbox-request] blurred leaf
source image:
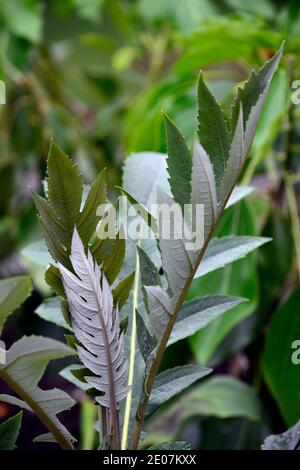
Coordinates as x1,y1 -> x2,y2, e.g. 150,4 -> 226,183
0,0 -> 42,43
0,411 -> 22,450
35,297 -> 72,332
263,289 -> 300,426
0,276 -> 32,334
21,240 -> 52,268
147,376 -> 262,438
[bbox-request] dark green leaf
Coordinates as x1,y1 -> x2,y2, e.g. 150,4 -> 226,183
197,72 -> 230,198
46,140 -> 83,231
112,272 -> 135,310
0,411 -> 22,450
163,112 -> 192,208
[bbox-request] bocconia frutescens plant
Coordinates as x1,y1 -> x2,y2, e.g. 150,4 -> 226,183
0,45 -> 283,450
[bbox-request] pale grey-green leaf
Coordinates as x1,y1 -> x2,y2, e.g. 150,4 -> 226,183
195,236 -> 271,278
168,295 -> 246,346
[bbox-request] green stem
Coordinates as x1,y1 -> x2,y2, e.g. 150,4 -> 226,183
121,249 -> 140,449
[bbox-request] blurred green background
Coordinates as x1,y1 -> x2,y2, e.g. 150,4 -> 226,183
1,0 -> 300,450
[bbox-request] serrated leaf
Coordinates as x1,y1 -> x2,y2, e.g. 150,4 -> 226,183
168,295 -> 246,346
46,141 -> 83,231
191,141 -> 217,240
112,272 -> 135,310
146,365 -> 211,417
35,297 -> 72,332
0,336 -> 76,449
195,236 -> 271,278
77,168 -> 107,242
32,192 -> 71,250
231,44 -> 283,156
163,112 -> 192,208
145,286 -> 172,341
0,276 -> 32,334
197,72 -> 230,198
0,412 -> 22,450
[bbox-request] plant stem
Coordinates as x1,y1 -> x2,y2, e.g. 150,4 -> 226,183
121,250 -> 140,449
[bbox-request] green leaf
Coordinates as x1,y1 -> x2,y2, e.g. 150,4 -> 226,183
145,285 -> 173,341
77,168 -> 107,242
150,441 -> 191,450
263,289 -> 300,426
46,140 -> 83,231
0,411 -> 22,450
136,311 -> 157,363
0,276 -> 32,334
163,112 -> 192,208
45,264 -> 65,298
137,246 -> 161,288
0,336 -> 76,449
32,192 -> 71,251
147,376 -> 262,439
195,235 -> 271,278
168,295 -> 246,346
262,420 -> 300,450
137,245 -> 161,313
102,231 -> 125,284
35,297 -> 73,332
112,272 -> 135,310
147,365 -> 211,417
197,72 -> 230,198
0,0 -> 42,43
